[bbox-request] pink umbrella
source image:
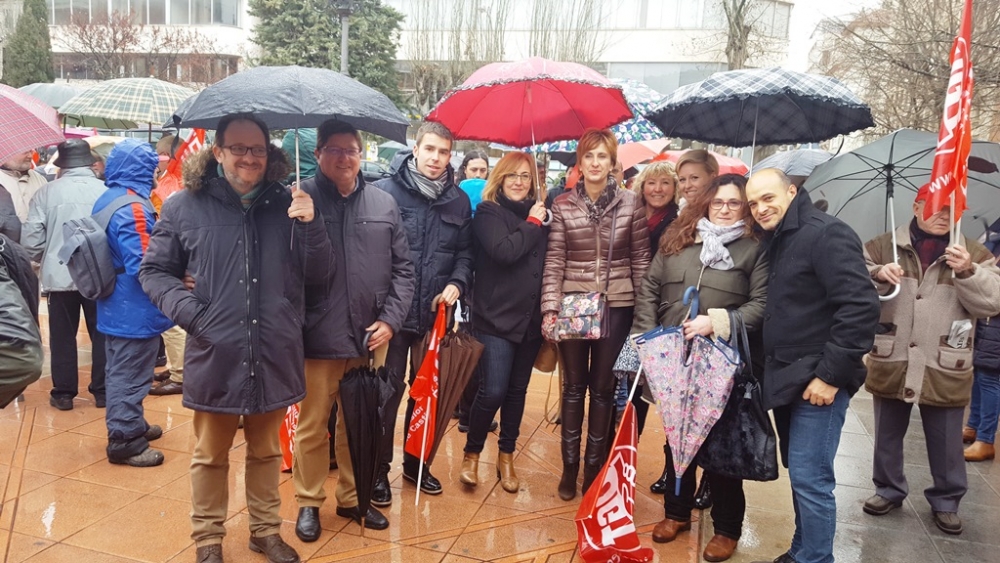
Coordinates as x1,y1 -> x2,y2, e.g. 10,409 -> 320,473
653,150 -> 749,176
0,84 -> 65,164
427,57 -> 632,148
618,139 -> 671,169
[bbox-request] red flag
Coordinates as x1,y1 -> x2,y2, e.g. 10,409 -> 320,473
404,303 -> 447,462
575,402 -> 654,563
925,0 -> 974,221
154,129 -> 206,210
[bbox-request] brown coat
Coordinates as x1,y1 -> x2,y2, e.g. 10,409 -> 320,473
541,187 -> 650,313
864,224 -> 1000,407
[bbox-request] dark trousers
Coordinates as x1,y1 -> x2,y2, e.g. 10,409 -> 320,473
381,330 -> 425,474
48,291 -> 106,401
104,335 -> 158,461
663,450 -> 746,539
557,306 -> 633,468
632,383 -> 650,436
465,332 -> 542,454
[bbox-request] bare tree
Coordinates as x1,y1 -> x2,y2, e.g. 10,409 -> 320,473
815,0 -> 1000,141
528,0 -> 610,63
715,0 -> 790,70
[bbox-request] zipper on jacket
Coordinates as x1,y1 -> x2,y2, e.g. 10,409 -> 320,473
242,209 -> 255,380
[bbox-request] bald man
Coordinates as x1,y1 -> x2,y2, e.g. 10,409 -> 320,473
745,169 -> 879,563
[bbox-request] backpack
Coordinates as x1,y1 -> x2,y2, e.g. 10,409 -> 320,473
57,195 -> 153,300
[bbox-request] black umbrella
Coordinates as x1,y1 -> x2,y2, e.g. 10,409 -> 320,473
646,67 -> 874,148
339,335 -> 402,533
166,65 -> 409,142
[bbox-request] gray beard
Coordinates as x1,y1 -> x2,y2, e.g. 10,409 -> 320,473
225,169 -> 259,195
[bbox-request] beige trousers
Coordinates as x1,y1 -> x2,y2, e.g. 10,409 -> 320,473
161,325 -> 186,383
190,408 -> 285,546
293,346 -> 386,509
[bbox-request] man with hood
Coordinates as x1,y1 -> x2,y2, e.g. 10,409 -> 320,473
291,119 -> 414,542
140,113 -> 333,563
93,138 -> 173,468
371,121 -> 473,504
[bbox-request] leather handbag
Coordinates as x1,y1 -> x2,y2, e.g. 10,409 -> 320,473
555,208 -> 616,340
696,310 -> 779,482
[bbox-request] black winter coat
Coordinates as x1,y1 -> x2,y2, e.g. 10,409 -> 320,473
373,154 -> 473,335
300,172 -> 415,359
139,148 -> 334,415
761,189 -> 880,409
471,196 -> 547,343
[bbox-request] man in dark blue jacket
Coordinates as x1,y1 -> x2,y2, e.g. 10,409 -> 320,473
372,122 -> 473,505
745,168 -> 879,563
94,139 -> 174,468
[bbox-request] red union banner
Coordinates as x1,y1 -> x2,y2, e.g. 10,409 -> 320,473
925,0 -> 973,221
404,303 -> 446,462
575,402 -> 653,563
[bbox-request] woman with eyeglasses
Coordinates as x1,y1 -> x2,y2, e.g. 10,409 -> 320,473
631,173 -> 768,562
541,128 -> 650,500
459,152 -> 549,493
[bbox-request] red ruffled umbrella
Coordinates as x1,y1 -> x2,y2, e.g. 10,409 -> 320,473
427,57 -> 632,148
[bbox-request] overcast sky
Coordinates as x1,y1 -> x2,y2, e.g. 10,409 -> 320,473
786,0 -> 881,71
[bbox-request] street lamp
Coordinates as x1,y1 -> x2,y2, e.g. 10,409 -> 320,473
330,0 -> 355,75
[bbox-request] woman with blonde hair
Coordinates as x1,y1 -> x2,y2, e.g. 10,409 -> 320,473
459,152 -> 549,493
541,128 -> 650,500
633,160 -> 680,249
675,149 -> 720,205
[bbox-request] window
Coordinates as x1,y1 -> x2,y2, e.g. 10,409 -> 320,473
53,0 -> 71,24
111,0 -> 129,16
678,0 -> 701,28
213,0 -> 238,26
92,0 -> 109,21
191,0 -> 210,24
132,0 -> 147,23
610,0 -> 640,29
170,0 -> 188,24
72,0 -> 90,23
149,0 -> 166,24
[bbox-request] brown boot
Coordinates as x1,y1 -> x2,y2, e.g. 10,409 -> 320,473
651,517 -> 691,543
460,452 -> 479,486
964,441 -> 995,462
195,544 -> 223,563
963,427 -> 976,444
703,534 -> 738,562
497,451 -> 518,493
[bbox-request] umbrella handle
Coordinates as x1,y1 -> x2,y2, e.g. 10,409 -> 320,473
880,197 -> 901,302
683,286 -> 700,320
361,331 -> 375,366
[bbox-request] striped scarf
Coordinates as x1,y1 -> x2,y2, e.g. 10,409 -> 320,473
407,158 -> 449,201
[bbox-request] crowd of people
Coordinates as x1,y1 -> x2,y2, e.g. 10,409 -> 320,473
1,112 -> 999,563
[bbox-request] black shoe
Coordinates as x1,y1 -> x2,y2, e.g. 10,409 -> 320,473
155,354 -> 167,368
109,447 -> 164,467
693,475 -> 712,509
650,445 -> 670,494
336,505 -> 389,530
49,396 -> 73,411
149,380 -> 182,396
295,507 -> 321,542
402,463 -> 443,495
154,369 -> 171,382
144,425 -> 163,441
558,463 -> 579,501
94,395 -> 106,408
372,473 -> 392,507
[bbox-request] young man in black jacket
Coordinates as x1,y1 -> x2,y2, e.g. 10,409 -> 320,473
745,168 -> 879,563
372,122 -> 474,505
291,120 -> 414,541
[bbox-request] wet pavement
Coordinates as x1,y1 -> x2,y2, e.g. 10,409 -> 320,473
1,301 -> 997,562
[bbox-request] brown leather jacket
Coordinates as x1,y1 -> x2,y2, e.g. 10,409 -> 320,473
541,186 -> 650,313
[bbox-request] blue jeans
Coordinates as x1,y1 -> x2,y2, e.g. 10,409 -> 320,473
783,389 -> 849,563
465,333 -> 542,454
104,335 -> 158,461
967,367 -> 1000,444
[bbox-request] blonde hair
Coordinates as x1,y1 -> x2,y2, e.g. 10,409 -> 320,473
675,149 -> 719,179
481,152 -> 538,203
632,161 -> 679,205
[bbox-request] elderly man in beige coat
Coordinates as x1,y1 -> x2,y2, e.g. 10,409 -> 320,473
861,185 -> 1000,536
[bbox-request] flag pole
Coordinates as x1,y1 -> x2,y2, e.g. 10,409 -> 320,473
415,396 -> 431,506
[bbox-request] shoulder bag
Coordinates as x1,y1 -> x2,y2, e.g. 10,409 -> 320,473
555,207 -> 617,340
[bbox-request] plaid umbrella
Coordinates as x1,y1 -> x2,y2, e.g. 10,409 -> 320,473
646,68 -> 874,147
0,84 -> 65,165
59,78 -> 195,126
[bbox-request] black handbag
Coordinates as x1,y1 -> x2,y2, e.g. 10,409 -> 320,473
696,310 -> 779,482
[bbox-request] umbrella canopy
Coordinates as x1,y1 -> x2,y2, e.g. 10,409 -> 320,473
60,114 -> 138,130
18,82 -> 84,109
167,66 -> 409,142
803,128 -> 1000,242
427,57 -> 632,147
0,84 -> 65,165
752,149 -> 833,177
340,355 -> 402,532
59,78 -> 195,126
617,139 -> 671,170
646,67 -> 874,147
653,150 -> 749,176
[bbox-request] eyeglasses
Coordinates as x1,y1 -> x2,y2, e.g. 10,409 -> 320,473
710,199 -> 745,211
319,146 -> 361,159
223,145 -> 267,157
504,173 -> 532,183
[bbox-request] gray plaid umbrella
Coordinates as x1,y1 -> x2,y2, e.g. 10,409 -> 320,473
646,68 -> 874,147
167,65 -> 409,142
59,78 -> 195,126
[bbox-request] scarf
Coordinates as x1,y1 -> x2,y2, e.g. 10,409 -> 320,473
696,217 -> 746,270
910,218 -> 949,273
577,178 -> 617,225
497,191 -> 534,219
647,202 -> 678,234
407,158 -> 449,201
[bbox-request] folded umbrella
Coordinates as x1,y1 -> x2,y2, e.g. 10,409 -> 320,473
0,84 -> 65,165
